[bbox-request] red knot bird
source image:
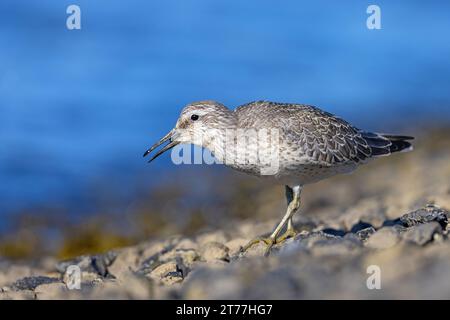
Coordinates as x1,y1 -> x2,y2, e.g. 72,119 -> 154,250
144,100 -> 414,256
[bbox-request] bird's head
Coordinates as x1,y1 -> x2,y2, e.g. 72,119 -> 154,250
143,100 -> 235,162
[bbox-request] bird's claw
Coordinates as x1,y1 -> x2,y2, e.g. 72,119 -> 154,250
275,227 -> 297,243
241,226 -> 298,257
241,236 -> 276,257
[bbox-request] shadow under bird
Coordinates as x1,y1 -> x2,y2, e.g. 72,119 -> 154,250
144,100 -> 414,256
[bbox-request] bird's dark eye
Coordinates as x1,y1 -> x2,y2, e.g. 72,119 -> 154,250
191,114 -> 199,121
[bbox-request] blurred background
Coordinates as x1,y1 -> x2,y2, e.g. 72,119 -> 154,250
0,0 -> 449,260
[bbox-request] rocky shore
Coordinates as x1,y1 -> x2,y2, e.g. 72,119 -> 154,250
1,203 -> 449,299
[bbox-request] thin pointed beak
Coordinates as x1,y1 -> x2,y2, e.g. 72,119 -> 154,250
143,129 -> 179,162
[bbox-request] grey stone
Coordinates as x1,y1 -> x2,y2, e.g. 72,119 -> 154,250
137,241 -> 180,275
0,289 -> 36,300
400,205 -> 448,228
56,251 -> 117,278
200,242 -> 230,262
312,239 -> 362,256
355,227 -> 376,241
402,222 -> 443,245
294,231 -> 341,249
108,248 -> 139,281
340,199 -> 387,230
11,276 -> 60,291
225,238 -> 248,257
366,227 -> 401,249
35,282 -> 69,300
149,261 -> 184,285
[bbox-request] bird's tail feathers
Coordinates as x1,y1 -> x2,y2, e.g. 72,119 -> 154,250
361,131 -> 414,157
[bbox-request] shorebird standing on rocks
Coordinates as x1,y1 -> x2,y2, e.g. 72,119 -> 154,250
144,100 -> 413,256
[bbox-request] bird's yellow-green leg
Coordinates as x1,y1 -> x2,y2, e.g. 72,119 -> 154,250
241,185 -> 302,256
274,186 -> 301,244
275,217 -> 298,243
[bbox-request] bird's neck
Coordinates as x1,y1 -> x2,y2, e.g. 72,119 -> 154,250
200,127 -> 236,163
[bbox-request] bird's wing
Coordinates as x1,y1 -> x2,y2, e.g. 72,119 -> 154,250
235,101 -> 373,165
280,104 -> 372,165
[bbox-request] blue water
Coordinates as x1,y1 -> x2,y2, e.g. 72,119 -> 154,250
0,0 -> 450,219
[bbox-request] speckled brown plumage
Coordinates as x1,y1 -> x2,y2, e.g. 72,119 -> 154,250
236,101 -> 373,165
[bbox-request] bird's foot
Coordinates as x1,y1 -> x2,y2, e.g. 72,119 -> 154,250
241,227 -> 297,257
241,236 -> 276,257
275,226 -> 297,244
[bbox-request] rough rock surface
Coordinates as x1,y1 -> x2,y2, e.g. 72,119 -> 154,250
1,204 -> 449,299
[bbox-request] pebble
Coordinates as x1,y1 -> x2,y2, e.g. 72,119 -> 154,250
366,227 -> 400,249
400,205 -> 448,228
402,221 -> 443,246
200,242 -> 230,262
